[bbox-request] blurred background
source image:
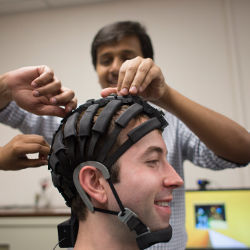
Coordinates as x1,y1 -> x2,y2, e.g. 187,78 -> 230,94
0,1 -> 249,249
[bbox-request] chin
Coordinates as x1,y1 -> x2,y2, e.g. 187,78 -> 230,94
149,221 -> 170,232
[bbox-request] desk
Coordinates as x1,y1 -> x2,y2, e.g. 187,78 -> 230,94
0,206 -> 70,250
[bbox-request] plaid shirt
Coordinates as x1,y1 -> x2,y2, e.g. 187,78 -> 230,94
0,101 -> 243,250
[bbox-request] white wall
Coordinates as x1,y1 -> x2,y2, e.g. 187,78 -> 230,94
0,0 -> 249,206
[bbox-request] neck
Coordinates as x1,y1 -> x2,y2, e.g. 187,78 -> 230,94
74,211 -> 139,250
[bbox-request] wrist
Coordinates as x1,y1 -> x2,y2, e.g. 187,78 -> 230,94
153,84 -> 172,111
0,146 -> 5,170
0,73 -> 12,109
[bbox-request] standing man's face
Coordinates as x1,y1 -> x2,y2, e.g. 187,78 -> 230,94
95,35 -> 143,89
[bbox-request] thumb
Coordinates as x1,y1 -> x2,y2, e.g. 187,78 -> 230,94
38,105 -> 67,118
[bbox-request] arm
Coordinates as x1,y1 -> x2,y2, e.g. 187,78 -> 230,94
0,134 -> 50,171
101,56 -> 250,164
156,86 -> 250,164
0,65 -> 77,117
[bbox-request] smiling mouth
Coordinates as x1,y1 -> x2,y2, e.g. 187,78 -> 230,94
107,76 -> 118,86
154,201 -> 170,207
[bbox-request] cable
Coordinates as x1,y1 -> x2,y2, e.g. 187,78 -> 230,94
52,238 -> 66,250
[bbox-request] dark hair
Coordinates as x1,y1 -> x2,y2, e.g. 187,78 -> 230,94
91,21 -> 154,68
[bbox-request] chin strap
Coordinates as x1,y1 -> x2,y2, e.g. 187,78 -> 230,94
136,225 -> 172,250
94,205 -> 172,250
118,208 -> 149,235
116,207 -> 172,249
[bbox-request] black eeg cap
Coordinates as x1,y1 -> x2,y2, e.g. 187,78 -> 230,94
48,94 -> 167,207
48,94 -> 169,248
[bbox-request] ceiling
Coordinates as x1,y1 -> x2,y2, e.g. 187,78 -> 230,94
0,0 -> 121,16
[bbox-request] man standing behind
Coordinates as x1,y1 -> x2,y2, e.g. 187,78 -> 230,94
0,22 -> 249,249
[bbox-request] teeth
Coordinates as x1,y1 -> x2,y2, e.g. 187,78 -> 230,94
155,201 -> 169,207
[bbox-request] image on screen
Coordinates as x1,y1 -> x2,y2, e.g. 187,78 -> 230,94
195,204 -> 227,230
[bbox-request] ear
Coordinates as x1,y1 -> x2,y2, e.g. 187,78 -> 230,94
78,166 -> 108,205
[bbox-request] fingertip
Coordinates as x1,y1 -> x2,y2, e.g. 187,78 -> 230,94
31,81 -> 38,88
139,86 -> 144,93
66,100 -> 77,112
37,158 -> 48,166
50,97 -> 57,105
129,86 -> 138,94
120,88 -> 129,95
65,106 -> 72,113
40,154 -> 46,161
33,90 -> 40,97
57,109 -> 68,118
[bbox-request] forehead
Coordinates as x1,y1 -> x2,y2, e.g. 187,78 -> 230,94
96,35 -> 143,58
119,128 -> 167,164
120,117 -> 166,154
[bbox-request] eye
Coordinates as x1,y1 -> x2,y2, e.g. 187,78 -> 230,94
121,54 -> 136,63
99,57 -> 113,66
146,160 -> 160,168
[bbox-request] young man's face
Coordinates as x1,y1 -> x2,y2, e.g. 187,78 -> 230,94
95,35 -> 144,89
109,126 -> 184,232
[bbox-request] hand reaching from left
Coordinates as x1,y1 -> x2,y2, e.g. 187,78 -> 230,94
1,65 -> 77,117
0,134 -> 50,171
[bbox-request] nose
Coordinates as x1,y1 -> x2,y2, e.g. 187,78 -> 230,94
163,162 -> 184,189
109,57 -> 122,74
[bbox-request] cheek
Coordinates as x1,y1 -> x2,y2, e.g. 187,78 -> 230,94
97,65 -> 107,75
97,68 -> 108,87
116,173 -> 158,208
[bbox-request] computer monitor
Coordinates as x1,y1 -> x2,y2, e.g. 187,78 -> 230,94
185,188 -> 250,249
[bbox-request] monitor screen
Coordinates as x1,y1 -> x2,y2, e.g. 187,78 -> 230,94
185,189 -> 250,249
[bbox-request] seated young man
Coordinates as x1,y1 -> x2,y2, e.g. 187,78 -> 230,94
48,95 -> 183,250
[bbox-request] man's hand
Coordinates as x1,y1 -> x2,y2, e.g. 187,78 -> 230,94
101,56 -> 168,105
0,134 -> 50,171
1,65 -> 77,117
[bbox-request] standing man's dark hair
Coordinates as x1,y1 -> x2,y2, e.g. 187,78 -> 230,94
91,21 -> 154,68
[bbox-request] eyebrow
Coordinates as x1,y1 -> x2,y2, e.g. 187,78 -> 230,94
120,49 -> 137,55
98,50 -> 137,58
141,146 -> 166,158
